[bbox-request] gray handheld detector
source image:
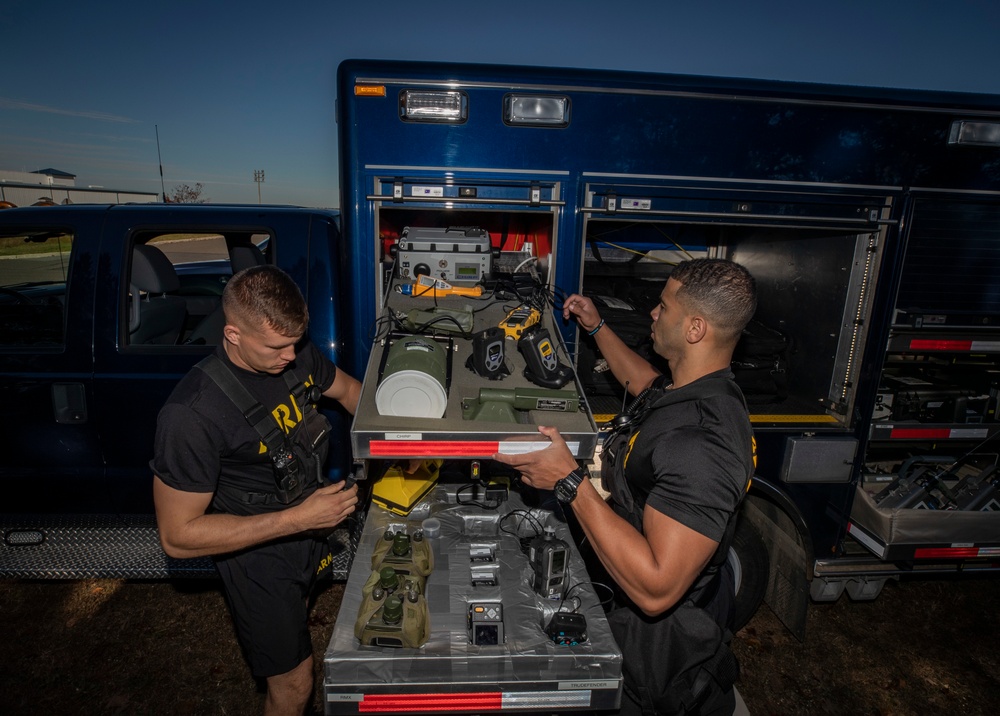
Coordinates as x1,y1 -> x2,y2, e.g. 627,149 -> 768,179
528,526 -> 570,599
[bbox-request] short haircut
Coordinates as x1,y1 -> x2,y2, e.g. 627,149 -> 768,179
670,258 -> 757,343
222,265 -> 308,337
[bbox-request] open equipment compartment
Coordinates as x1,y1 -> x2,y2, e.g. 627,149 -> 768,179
350,174 -> 598,461
848,197 -> 1000,562
576,181 -> 889,432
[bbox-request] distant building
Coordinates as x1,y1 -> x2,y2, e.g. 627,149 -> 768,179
0,168 -> 159,207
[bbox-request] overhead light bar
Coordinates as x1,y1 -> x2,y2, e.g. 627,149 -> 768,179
948,120 -> 1000,146
400,90 -> 468,123
504,94 -> 570,127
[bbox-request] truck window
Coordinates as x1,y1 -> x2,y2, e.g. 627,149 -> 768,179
0,226 -> 73,347
124,229 -> 271,347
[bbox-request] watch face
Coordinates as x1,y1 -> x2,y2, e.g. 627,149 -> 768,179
555,474 -> 578,503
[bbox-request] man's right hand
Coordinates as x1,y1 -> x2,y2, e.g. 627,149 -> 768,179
562,294 -> 602,333
294,481 -> 359,531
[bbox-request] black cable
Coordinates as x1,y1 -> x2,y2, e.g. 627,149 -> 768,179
455,482 -> 503,510
560,580 -> 616,611
410,313 -> 474,339
498,509 -> 545,539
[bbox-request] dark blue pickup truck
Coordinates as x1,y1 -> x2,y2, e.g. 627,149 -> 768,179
0,204 -> 357,578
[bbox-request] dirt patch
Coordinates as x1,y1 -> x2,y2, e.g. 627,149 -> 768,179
733,575 -> 1000,715
0,576 -> 997,715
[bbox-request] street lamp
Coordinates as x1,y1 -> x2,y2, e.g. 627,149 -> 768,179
254,170 -> 265,204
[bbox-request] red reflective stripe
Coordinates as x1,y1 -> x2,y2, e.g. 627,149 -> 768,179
359,692 -> 503,712
888,428 -> 952,439
908,339 -> 973,351
370,441 -> 501,456
913,547 -> 981,559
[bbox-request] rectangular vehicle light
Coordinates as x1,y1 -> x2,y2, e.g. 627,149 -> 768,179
948,120 -> 1000,146
354,84 -> 386,97
504,94 -> 570,127
400,90 -> 468,123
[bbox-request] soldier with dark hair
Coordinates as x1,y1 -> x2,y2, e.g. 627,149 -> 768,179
495,258 -> 757,715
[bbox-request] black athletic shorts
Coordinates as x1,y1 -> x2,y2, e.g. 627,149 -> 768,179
215,535 -> 330,678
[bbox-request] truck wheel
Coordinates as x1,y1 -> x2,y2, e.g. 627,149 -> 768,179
728,515 -> 769,632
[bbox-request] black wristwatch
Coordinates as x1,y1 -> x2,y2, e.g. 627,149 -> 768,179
554,469 -> 585,505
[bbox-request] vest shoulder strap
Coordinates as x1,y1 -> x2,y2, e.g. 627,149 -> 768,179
195,354 -> 287,454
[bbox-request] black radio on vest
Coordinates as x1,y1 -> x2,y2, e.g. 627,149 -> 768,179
196,355 -> 330,505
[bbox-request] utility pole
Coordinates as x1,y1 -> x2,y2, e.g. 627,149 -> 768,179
254,170 -> 265,204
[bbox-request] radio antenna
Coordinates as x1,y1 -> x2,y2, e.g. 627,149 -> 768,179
155,125 -> 166,202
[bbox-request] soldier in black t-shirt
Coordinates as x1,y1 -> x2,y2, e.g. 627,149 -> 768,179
151,265 -> 361,716
494,259 -> 757,716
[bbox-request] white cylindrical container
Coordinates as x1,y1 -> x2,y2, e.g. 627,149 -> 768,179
375,336 -> 448,418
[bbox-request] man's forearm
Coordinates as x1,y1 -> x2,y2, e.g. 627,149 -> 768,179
155,477 -> 357,560
158,508 -> 303,559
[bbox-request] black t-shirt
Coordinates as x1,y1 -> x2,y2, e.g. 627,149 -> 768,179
618,369 -> 754,543
150,342 -> 337,516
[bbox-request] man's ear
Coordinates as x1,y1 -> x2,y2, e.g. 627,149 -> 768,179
222,324 -> 241,346
686,316 -> 708,344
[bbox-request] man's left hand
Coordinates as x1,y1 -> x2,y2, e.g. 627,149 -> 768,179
492,425 -> 579,489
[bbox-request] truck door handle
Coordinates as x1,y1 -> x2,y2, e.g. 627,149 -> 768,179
52,382 -> 88,424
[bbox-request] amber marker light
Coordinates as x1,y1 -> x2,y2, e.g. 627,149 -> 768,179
354,85 -> 386,97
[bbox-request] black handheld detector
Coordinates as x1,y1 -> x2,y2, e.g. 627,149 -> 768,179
518,328 -> 572,389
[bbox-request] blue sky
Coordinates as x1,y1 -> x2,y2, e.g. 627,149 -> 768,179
2,0 -> 999,207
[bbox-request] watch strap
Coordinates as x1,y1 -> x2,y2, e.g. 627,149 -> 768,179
555,469 -> 585,504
